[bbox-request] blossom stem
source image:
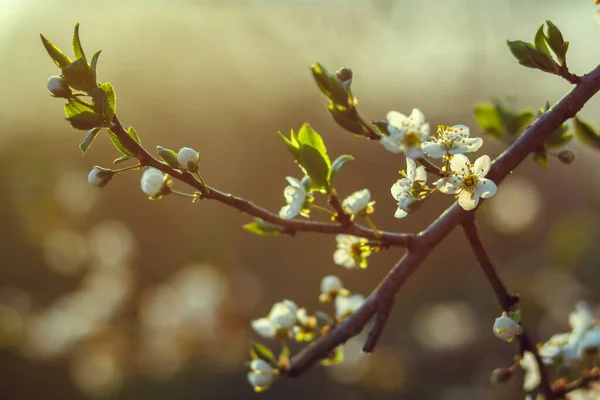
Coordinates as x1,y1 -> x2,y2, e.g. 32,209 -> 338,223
363,215 -> 381,237
194,171 -> 209,191
312,204 -> 335,216
113,163 -> 141,174
170,189 -> 198,199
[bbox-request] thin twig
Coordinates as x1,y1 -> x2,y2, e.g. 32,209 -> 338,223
462,216 -> 553,398
553,367 -> 600,396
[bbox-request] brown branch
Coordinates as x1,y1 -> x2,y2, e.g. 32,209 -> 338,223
461,217 -> 553,398
107,63 -> 600,380
553,367 -> 600,397
108,115 -> 412,248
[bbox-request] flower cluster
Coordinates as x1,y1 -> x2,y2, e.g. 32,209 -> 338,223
247,276 -> 364,391
382,109 -> 497,213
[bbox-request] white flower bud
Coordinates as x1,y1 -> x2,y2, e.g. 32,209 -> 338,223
342,188 -> 371,215
247,359 -> 274,391
251,318 -> 276,339
493,314 -> 520,342
321,275 -> 343,296
140,168 -> 167,197
87,166 -> 114,188
177,147 -> 200,172
268,301 -> 297,329
335,294 -> 365,318
47,75 -> 71,98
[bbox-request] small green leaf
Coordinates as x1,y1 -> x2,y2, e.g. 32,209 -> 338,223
90,49 -> 102,73
534,24 -> 551,58
72,23 -> 86,62
310,63 -> 350,106
528,51 -> 559,74
328,103 -> 366,134
506,40 -> 537,62
65,98 -> 95,118
108,129 -> 134,156
515,110 -> 535,135
98,82 -> 116,121
127,126 -> 141,144
299,145 -> 330,190
474,104 -> 504,139
79,127 -> 101,153
62,58 -> 97,92
545,20 -> 566,62
250,343 -> 277,364
533,149 -> 548,168
113,155 -> 134,164
66,112 -> 105,130
573,117 -> 600,150
156,146 -> 180,168
297,123 -> 330,167
546,124 -> 573,148
330,154 -> 354,182
278,130 -> 302,162
40,34 -> 72,69
506,40 -> 558,73
243,218 -> 280,237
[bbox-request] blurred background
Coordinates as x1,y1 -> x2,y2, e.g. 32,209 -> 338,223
1,0 -> 600,399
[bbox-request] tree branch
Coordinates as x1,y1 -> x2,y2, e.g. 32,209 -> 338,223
461,216 -> 553,398
553,367 -> 600,396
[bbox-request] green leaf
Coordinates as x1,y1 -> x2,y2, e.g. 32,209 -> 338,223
65,98 -> 95,118
533,149 -> 548,168
79,127 -> 101,153
515,109 -> 535,135
506,40 -> 537,62
108,129 -> 134,156
278,130 -> 302,162
156,146 -> 180,168
297,123 -> 330,168
506,40 -> 558,73
98,82 -> 116,121
243,218 -> 280,237
250,343 -> 277,364
534,24 -> 551,58
370,120 -> 389,136
573,117 -> 600,150
474,103 -> 504,139
545,20 -> 566,62
90,49 -> 102,73
127,126 -> 141,144
113,155 -> 134,164
62,58 -> 97,92
328,103 -> 365,134
298,144 -> 330,190
40,34 -> 72,69
528,51 -> 559,74
64,98 -> 104,130
310,63 -> 350,106
546,124 -> 573,148
330,154 -> 354,182
72,23 -> 86,62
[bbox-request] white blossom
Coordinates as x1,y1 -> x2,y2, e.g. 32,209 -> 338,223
47,75 -> 71,98
390,157 -> 427,218
321,275 -> 343,296
87,167 -> 113,188
251,300 -> 298,339
538,332 -> 579,366
569,301 -> 596,336
342,189 -> 372,215
493,314 -> 520,342
423,125 -> 483,159
380,108 -> 430,158
436,154 -> 497,210
140,168 -> 168,197
566,383 -> 600,400
333,235 -> 371,269
177,147 -> 200,172
335,294 -> 365,318
278,177 -> 306,220
519,351 -> 541,392
577,327 -> 600,357
247,359 -> 274,392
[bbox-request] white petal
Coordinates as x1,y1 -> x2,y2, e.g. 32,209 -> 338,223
279,202 -> 302,219
285,176 -> 303,189
394,207 -> 408,219
404,146 -> 425,159
405,158 -> 417,181
423,142 -> 445,159
283,185 -> 303,203
452,137 -> 483,154
450,154 -> 470,175
414,165 -> 427,184
335,294 -> 365,317
458,190 -> 479,210
386,110 -> 408,128
333,249 -> 355,268
321,275 -> 343,294
408,108 -> 425,125
446,125 -> 470,140
248,371 -> 273,389
251,318 -> 277,338
473,155 -> 491,177
436,177 -> 461,194
475,179 -> 497,199
418,123 -> 430,138
390,179 -> 411,199
520,352 -> 541,391
380,135 -> 402,153
250,359 -> 273,375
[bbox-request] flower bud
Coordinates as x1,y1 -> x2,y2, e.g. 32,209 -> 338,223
177,147 -> 200,172
319,275 -> 345,302
87,166 -> 114,188
47,75 -> 72,98
140,168 -> 168,198
558,150 -> 575,164
490,367 -> 513,384
247,359 -> 274,392
493,314 -> 520,342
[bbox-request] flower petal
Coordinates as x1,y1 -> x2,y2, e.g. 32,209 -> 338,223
475,179 -> 497,199
386,111 -> 408,128
436,177 -> 461,194
333,249 -> 355,268
394,207 -> 408,219
251,318 -> 277,338
474,155 -> 491,177
405,158 -> 417,181
390,179 -> 411,199
453,137 -> 483,154
458,190 -> 479,210
279,203 -> 301,219
404,146 -> 425,159
423,142 -> 445,158
285,176 -> 303,189
408,108 -> 425,125
446,125 -> 470,140
414,165 -> 427,184
450,154 -> 470,175
380,135 -> 402,153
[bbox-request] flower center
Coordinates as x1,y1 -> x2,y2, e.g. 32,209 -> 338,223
461,173 -> 479,192
402,131 -> 421,147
